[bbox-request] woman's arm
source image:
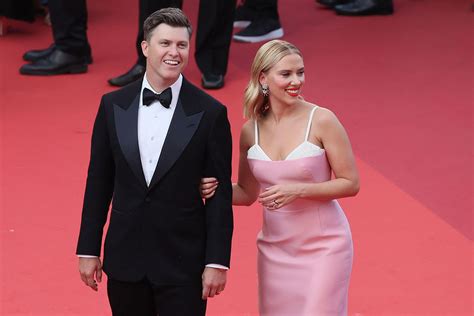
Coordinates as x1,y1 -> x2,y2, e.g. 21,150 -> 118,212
232,121 -> 260,205
201,120 -> 260,206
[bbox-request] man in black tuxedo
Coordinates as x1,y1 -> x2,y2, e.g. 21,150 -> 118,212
76,8 -> 233,315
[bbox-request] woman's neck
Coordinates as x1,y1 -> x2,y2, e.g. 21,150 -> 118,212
267,99 -> 301,123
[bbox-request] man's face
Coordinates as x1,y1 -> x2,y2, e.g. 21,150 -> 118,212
142,23 -> 190,89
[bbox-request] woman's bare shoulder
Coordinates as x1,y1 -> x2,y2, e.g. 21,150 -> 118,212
311,104 -> 339,126
240,119 -> 256,146
241,119 -> 256,136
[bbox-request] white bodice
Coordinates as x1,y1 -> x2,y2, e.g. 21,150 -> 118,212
247,106 -> 325,161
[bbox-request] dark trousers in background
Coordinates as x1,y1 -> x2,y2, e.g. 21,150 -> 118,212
242,0 -> 279,20
107,278 -> 206,316
0,0 -> 36,22
195,0 -> 236,77
48,0 -> 91,57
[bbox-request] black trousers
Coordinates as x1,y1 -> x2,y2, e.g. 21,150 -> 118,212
0,0 -> 35,22
48,0 -> 91,57
136,0 -> 184,66
195,0 -> 236,77
242,0 -> 279,20
107,278 -> 206,316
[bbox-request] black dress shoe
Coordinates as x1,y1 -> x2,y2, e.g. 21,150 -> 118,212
201,74 -> 224,89
316,0 -> 352,8
335,0 -> 393,15
23,44 -> 55,62
108,64 -> 145,87
22,44 -> 93,64
19,48 -> 88,75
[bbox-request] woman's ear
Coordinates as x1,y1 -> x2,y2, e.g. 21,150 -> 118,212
259,72 -> 267,86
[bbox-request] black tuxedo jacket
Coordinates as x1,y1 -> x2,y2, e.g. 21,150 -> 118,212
76,77 -> 233,285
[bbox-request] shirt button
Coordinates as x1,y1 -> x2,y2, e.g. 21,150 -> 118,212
149,159 -> 153,164
151,136 -> 154,141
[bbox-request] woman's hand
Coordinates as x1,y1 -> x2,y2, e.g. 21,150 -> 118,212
258,183 -> 303,209
200,177 -> 219,199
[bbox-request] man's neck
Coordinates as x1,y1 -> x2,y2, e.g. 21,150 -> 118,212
145,72 -> 179,93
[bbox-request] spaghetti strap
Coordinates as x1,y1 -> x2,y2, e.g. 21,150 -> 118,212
304,106 -> 318,141
254,119 -> 259,145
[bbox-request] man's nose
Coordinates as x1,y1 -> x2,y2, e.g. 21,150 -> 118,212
168,45 -> 179,56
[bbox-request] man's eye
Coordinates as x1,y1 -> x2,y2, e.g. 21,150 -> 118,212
160,42 -> 169,46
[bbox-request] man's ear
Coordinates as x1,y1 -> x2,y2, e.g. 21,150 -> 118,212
141,40 -> 149,58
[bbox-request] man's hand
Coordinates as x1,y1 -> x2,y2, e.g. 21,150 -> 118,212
78,257 -> 102,291
201,267 -> 227,300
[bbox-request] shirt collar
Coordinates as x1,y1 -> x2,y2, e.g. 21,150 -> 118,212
140,73 -> 183,109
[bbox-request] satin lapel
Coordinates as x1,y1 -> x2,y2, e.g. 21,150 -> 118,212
113,94 -> 148,189
148,98 -> 203,190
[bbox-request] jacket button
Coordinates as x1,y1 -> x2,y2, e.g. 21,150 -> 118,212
145,197 -> 151,203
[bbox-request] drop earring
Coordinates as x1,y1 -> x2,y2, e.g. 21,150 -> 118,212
261,84 -> 269,97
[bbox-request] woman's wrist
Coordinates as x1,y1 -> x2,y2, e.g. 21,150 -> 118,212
297,183 -> 307,198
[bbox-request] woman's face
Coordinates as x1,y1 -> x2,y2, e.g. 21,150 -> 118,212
260,53 -> 305,106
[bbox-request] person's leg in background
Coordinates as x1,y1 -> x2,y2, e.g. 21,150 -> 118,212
233,0 -> 283,43
20,0 -> 92,75
49,0 -> 91,58
195,0 -> 236,89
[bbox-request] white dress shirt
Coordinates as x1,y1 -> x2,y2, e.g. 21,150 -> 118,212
139,74 -> 181,186
79,73 -> 227,270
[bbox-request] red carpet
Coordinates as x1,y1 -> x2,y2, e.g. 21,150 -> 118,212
1,0 -> 472,314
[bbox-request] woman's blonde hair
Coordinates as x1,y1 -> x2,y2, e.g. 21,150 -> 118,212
243,40 -> 302,119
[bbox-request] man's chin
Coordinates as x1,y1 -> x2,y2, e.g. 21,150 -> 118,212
161,70 -> 181,81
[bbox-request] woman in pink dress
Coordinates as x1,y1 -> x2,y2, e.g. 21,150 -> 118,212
201,40 -> 359,315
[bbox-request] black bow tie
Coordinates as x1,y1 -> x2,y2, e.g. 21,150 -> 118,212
142,87 -> 172,108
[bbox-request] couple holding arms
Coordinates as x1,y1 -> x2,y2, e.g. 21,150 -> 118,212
77,7 -> 359,316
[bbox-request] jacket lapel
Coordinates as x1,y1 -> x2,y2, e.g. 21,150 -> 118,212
148,80 -> 204,190
113,87 -> 148,189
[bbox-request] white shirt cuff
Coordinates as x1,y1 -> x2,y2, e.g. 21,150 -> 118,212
77,256 -> 228,270
205,264 -> 229,270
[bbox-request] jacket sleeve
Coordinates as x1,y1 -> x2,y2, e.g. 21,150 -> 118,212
76,97 -> 115,256
203,105 -> 234,267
